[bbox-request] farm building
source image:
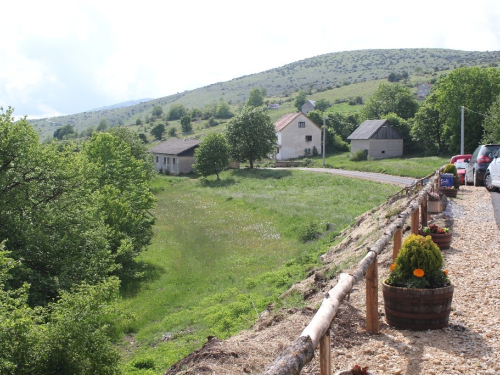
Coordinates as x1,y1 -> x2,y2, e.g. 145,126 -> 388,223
148,139 -> 201,174
347,119 -> 403,159
275,112 -> 322,161
301,100 -> 316,114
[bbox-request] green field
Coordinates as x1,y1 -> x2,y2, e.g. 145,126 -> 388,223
117,169 -> 401,373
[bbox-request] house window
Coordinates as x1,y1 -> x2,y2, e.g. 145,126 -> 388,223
305,148 -> 311,155
305,135 -> 312,142
155,156 -> 159,163
172,158 -> 177,165
276,148 -> 280,154
298,122 -> 305,128
163,157 -> 167,164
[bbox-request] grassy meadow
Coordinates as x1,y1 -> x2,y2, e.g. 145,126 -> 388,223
117,168 -> 400,373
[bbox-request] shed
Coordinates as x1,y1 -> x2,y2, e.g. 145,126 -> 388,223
347,119 -> 403,159
148,138 -> 201,174
301,100 -> 316,114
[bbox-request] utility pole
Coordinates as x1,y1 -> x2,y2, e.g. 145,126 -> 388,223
461,106 -> 464,155
322,116 -> 326,167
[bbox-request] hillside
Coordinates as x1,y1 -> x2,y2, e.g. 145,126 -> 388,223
29,48 -> 500,139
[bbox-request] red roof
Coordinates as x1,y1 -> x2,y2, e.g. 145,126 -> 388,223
275,112 -> 301,132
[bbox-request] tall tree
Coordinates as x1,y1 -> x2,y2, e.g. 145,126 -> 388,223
363,83 -> 419,120
247,88 -> 264,107
294,91 -> 307,112
315,98 -> 331,112
194,133 -> 230,180
167,104 -> 188,120
151,123 -> 165,140
152,105 -> 163,118
226,107 -> 277,168
411,93 -> 448,153
482,94 -> 500,144
180,115 -> 192,133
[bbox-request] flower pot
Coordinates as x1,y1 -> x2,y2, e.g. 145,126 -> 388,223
440,188 -> 457,198
419,230 -> 452,250
382,282 -> 454,330
334,371 -> 375,375
427,200 -> 441,213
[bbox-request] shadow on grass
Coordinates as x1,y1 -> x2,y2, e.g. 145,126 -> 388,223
119,260 -> 165,299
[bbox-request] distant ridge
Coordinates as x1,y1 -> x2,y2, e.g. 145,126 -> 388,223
90,98 -> 154,112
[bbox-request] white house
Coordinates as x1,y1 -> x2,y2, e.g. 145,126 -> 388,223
417,83 -> 432,100
148,139 -> 201,174
275,112 -> 322,161
347,119 -> 403,159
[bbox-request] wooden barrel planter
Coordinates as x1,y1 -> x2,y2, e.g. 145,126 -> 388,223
382,282 -> 454,330
440,188 -> 458,198
419,230 -> 452,250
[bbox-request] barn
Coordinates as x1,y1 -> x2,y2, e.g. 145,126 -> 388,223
347,119 -> 403,159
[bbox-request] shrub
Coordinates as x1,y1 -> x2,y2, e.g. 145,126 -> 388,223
443,163 -> 458,177
350,149 -> 368,162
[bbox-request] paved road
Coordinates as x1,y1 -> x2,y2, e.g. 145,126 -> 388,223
273,167 -> 416,187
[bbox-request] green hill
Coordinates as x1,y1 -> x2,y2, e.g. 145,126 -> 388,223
29,48 -> 500,140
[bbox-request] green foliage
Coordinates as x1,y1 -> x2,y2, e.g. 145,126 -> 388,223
363,83 -> 419,120
194,133 -> 230,180
294,91 -> 307,112
167,104 -> 188,121
168,127 -> 176,137
482,93 -> 500,144
314,98 -> 331,112
97,119 -> 108,131
226,107 -> 277,168
150,123 -> 165,140
297,222 -> 321,242
215,100 -> 233,119
53,123 -> 76,140
247,88 -> 265,108
136,118 -> 142,125
385,234 -> 449,289
152,105 -> 163,118
443,163 -> 458,177
411,93 -> 447,154
351,149 -> 368,161
180,115 -> 192,133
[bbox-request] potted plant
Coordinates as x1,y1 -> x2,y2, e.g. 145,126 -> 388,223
335,364 -> 375,375
440,185 -> 458,198
443,163 -> 461,190
420,223 -> 452,250
383,234 -> 453,330
427,191 -> 441,213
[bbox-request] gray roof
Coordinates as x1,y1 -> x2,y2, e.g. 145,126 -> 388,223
148,138 -> 201,155
348,119 -> 395,140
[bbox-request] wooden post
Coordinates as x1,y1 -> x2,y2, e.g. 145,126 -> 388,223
319,329 -> 331,375
366,257 -> 379,333
393,229 -> 402,261
421,199 -> 428,227
411,208 -> 419,234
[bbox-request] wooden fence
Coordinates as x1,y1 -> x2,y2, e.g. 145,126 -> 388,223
261,169 -> 443,375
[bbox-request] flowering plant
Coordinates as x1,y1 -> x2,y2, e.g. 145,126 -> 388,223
428,192 -> 440,201
441,185 -> 455,190
386,234 -> 450,289
422,223 -> 450,234
349,365 -> 371,375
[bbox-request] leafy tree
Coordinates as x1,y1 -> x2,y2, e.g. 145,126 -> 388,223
226,107 -> 277,168
363,83 -> 419,120
97,118 -> 108,131
191,108 -> 203,119
168,127 -> 177,137
434,67 -> 500,153
152,105 -> 163,118
411,93 -> 447,153
194,133 -> 230,180
307,110 -> 359,142
294,91 -> 307,112
181,115 -> 192,133
136,118 -> 142,125
208,117 -> 218,127
382,112 -> 416,154
482,94 -> 500,143
215,100 -> 233,119
53,123 -> 76,140
315,98 -> 331,112
247,88 -> 264,107
138,133 -> 148,143
167,103 -> 188,120
151,123 -> 165,140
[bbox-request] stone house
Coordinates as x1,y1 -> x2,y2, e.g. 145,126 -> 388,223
148,139 -> 201,174
275,112 -> 322,161
347,119 -> 403,159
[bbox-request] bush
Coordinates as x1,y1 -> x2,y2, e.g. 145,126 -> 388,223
350,149 -> 368,161
297,222 -> 321,242
443,163 -> 458,176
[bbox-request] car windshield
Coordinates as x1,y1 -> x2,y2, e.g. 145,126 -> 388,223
454,162 -> 468,169
483,145 -> 500,156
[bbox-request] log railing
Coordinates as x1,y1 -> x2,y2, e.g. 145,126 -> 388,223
261,169 -> 444,375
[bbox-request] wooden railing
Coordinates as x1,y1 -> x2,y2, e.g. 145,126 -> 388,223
261,169 -> 444,375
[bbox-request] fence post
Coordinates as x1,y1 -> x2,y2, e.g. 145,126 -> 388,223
393,229 -> 402,262
319,329 -> 331,375
421,199 -> 428,227
366,256 -> 379,333
411,208 -> 419,234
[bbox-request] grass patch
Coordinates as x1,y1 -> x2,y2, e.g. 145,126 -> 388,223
116,169 -> 399,372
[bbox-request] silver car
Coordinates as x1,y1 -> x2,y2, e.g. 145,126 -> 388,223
485,149 -> 500,192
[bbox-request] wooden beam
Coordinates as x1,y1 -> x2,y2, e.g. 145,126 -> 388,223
319,329 -> 331,375
393,229 -> 402,262
421,199 -> 428,227
366,257 -> 379,333
411,208 -> 419,234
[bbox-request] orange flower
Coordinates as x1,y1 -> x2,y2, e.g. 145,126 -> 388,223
443,270 -> 449,275
413,268 -> 425,277
390,264 -> 396,272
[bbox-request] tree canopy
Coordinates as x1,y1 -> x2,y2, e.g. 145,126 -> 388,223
226,107 -> 277,168
151,123 -> 165,140
194,133 -> 230,180
294,91 -> 307,112
247,88 -> 265,107
363,83 -> 419,120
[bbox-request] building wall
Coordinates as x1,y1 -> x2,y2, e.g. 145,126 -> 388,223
153,153 -> 196,174
276,113 -> 321,160
350,139 -> 403,159
301,102 -> 315,114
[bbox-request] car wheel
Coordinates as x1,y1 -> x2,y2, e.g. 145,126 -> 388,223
485,172 -> 498,192
473,171 -> 482,186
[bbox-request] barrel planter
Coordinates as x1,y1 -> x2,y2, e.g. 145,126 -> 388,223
427,200 -> 441,214
419,230 -> 452,250
382,282 -> 454,330
440,188 -> 458,198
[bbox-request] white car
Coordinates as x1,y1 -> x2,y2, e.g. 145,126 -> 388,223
485,149 -> 500,192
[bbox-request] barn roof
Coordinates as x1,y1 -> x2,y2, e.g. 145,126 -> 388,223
347,119 -> 401,140
148,138 -> 201,155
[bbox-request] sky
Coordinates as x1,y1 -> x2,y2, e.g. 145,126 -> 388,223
1,0 -> 500,119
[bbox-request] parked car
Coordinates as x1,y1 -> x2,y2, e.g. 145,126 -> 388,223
485,149 -> 500,192
450,154 -> 472,164
465,144 -> 500,186
450,154 -> 472,185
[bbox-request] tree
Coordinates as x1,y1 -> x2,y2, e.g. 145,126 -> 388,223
151,123 -> 165,140
482,94 -> 500,144
315,98 -> 331,112
247,88 -> 264,107
363,83 -> 419,120
167,104 -> 188,120
411,93 -> 447,153
215,100 -> 233,119
168,127 -> 177,137
294,91 -> 307,112
53,124 -> 76,139
180,115 -> 192,133
226,107 -> 277,168
97,118 -> 108,131
136,118 -> 142,125
194,133 -> 230,180
152,105 -> 163,118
